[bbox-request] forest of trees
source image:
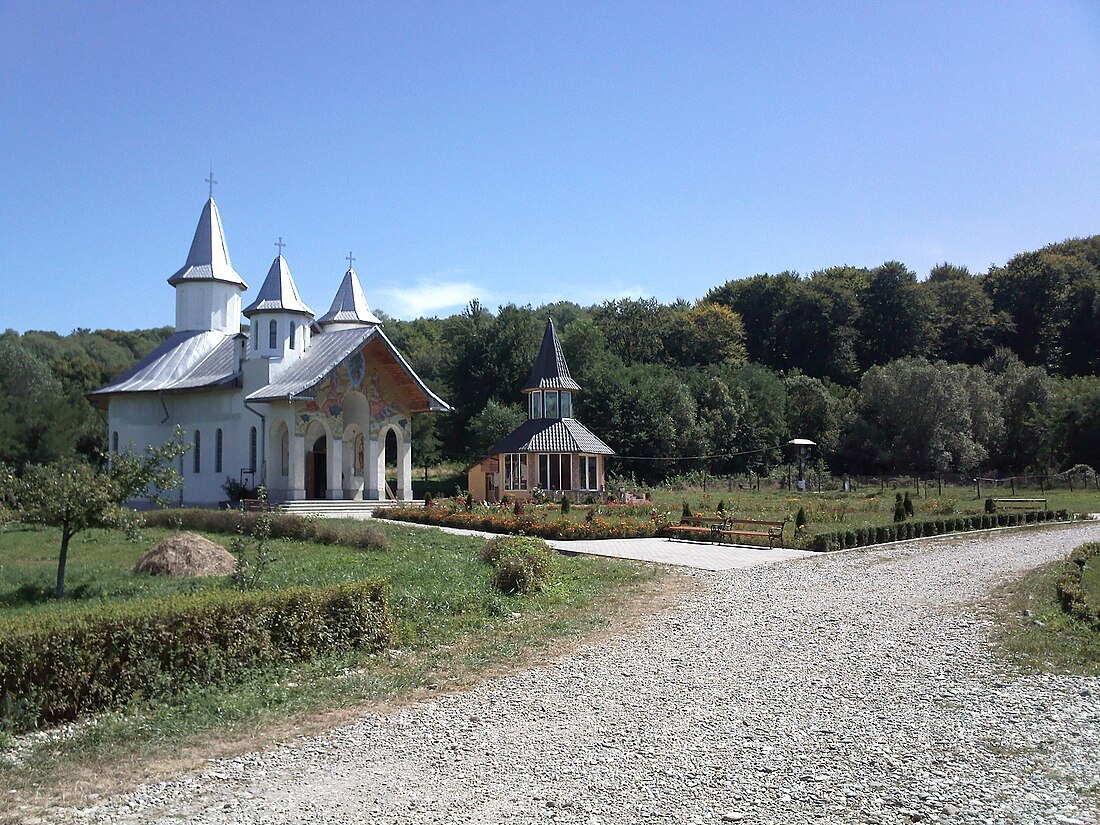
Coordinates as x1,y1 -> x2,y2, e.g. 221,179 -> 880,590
3,235 -> 1099,484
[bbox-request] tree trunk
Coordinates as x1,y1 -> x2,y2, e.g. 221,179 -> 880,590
55,526 -> 72,599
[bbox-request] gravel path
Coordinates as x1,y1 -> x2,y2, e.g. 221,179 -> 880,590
74,524 -> 1100,825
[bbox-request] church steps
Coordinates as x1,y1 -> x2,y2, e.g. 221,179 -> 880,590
276,500 -> 415,519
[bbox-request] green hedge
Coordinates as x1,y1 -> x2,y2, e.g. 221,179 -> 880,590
141,508 -> 390,551
1056,541 -> 1100,625
0,579 -> 393,733
808,509 -> 1071,552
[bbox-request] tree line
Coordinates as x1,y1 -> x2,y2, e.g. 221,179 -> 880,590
2,235 -> 1098,482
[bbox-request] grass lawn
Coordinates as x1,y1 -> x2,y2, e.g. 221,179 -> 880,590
991,557 -> 1100,677
0,518 -> 664,812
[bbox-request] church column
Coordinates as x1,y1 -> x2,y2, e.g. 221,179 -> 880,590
288,434 -> 306,500
399,427 -> 413,501
366,432 -> 384,500
341,435 -> 356,499
327,436 -> 344,500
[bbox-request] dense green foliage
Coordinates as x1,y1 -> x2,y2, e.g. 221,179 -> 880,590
0,579 -> 393,732
4,235 -> 1099,482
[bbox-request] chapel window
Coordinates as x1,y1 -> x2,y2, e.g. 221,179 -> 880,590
280,430 -> 290,477
545,391 -> 559,419
537,453 -> 571,491
579,455 -> 599,490
249,427 -> 257,472
504,453 -> 528,491
289,321 -> 297,350
215,428 -> 223,474
193,430 -> 201,473
268,319 -> 278,350
560,392 -> 572,418
529,392 -> 543,419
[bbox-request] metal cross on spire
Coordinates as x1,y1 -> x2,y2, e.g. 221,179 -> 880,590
275,236 -> 286,255
346,251 -> 356,270
205,165 -> 218,199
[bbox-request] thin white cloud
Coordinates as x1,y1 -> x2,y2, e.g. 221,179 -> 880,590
374,276 -> 489,319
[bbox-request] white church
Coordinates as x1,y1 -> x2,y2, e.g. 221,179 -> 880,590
89,196 -> 450,506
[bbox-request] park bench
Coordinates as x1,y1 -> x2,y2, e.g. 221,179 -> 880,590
715,517 -> 788,549
666,515 -> 788,549
992,498 -> 1047,511
665,515 -> 728,542
239,498 -> 277,512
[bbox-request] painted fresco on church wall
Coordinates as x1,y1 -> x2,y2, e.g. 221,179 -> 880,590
295,348 -> 409,439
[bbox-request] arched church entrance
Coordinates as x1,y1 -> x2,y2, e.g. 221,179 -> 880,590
385,428 -> 398,498
306,435 -> 327,500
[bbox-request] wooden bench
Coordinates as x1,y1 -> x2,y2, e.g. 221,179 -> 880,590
239,498 -> 277,512
665,515 -> 728,542
992,498 -> 1047,511
715,517 -> 788,549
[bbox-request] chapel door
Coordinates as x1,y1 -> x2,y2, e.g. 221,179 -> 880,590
308,436 -> 327,499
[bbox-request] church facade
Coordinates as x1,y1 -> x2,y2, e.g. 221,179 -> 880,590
89,197 -> 450,506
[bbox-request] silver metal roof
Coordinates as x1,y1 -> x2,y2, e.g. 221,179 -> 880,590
88,331 -> 239,397
316,268 -> 382,326
489,418 -> 614,455
243,256 -> 314,317
167,198 -> 248,289
246,326 -> 451,412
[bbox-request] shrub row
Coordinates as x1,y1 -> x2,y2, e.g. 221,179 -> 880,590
478,536 -> 557,595
0,579 -> 394,733
808,509 -> 1071,552
1055,541 -> 1100,626
142,508 -> 390,551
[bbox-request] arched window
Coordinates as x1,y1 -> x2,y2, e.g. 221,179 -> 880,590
249,426 -> 257,471
250,324 -> 256,351
111,431 -> 119,453
268,319 -> 278,350
193,430 -> 201,473
289,321 -> 297,349
280,429 -> 290,477
215,428 -> 223,473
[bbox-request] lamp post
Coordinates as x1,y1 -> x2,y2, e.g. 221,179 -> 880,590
786,438 -> 816,492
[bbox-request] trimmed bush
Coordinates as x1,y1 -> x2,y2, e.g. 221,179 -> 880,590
0,579 -> 393,733
141,509 -> 390,551
478,536 -> 557,595
804,509 -> 1071,553
1055,542 -> 1100,625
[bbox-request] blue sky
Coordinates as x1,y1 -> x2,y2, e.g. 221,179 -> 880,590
1,1 -> 1097,333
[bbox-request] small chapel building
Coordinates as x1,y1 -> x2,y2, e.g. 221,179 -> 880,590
89,196 -> 450,506
467,317 -> 613,501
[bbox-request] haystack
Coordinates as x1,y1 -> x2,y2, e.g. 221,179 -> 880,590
134,532 -> 237,577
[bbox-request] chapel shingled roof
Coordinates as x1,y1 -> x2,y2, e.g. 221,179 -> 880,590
167,198 -> 248,289
243,255 -> 314,317
522,317 -> 581,392
488,417 -> 613,455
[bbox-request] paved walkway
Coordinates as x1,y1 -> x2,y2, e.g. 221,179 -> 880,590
394,521 -> 814,570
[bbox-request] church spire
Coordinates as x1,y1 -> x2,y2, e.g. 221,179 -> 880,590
317,266 -> 382,327
523,316 -> 580,392
167,198 -> 248,290
243,255 -> 313,317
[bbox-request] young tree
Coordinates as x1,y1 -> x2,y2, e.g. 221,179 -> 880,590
15,428 -> 188,598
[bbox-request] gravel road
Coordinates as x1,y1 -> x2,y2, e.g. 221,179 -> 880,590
75,524 -> 1100,825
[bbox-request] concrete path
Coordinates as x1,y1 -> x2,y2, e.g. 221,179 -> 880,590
388,521 -> 813,570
